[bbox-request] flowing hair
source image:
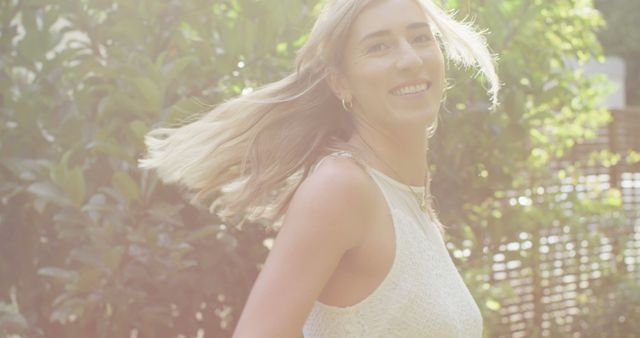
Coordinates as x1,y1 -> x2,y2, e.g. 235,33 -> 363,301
138,0 -> 500,234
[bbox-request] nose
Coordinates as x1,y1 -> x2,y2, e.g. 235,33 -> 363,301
395,40 -> 423,72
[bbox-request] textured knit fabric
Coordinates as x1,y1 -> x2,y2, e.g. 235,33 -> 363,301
302,151 -> 483,338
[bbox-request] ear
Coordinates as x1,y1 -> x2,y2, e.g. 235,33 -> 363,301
324,69 -> 351,100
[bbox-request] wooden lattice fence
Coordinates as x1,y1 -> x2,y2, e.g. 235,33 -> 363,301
485,108 -> 640,337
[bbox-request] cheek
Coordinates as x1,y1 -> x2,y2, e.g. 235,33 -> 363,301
427,52 -> 445,88
352,59 -> 387,81
349,61 -> 390,99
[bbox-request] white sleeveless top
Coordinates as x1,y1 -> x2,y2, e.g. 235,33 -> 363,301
302,151 -> 483,338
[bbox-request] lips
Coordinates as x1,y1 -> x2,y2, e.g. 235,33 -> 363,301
389,80 -> 432,96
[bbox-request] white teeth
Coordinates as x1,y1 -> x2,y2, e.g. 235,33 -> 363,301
390,83 -> 429,96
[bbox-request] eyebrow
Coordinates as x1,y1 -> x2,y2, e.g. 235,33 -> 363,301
358,22 -> 431,45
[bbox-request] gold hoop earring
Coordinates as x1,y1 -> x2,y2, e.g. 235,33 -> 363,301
341,97 -> 353,112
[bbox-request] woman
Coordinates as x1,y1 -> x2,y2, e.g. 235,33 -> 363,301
139,0 -> 499,336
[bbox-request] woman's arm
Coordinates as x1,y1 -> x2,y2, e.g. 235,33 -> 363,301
231,158 -> 373,338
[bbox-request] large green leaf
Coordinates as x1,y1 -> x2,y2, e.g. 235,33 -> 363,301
111,171 -> 140,202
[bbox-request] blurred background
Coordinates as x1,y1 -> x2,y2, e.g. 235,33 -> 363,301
0,0 -> 639,337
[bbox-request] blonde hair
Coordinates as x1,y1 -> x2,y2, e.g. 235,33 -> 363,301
138,0 -> 500,235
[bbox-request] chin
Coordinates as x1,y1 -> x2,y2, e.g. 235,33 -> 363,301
395,108 -> 438,130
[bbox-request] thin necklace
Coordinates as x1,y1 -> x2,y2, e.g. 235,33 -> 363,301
355,133 -> 428,212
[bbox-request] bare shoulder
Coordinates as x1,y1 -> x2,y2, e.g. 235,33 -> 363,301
283,155 -> 376,249
230,156 -> 376,337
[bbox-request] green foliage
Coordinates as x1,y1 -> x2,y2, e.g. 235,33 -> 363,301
0,0 -> 634,337
0,0 -> 311,336
434,0 -> 613,240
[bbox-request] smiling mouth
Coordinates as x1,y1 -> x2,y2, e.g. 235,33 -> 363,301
389,81 -> 432,96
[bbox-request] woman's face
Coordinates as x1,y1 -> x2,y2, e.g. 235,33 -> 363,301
334,0 -> 445,132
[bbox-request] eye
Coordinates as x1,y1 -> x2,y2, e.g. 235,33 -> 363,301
366,42 -> 388,54
413,34 -> 432,44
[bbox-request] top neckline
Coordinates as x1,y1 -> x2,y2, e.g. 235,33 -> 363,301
321,150 -> 425,192
367,166 -> 425,192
